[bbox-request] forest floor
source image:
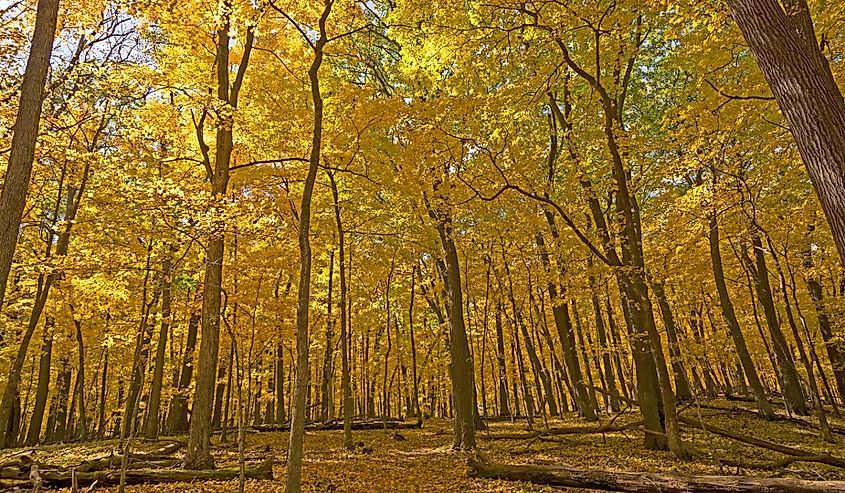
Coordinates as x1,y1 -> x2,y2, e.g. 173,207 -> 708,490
5,399 -> 845,492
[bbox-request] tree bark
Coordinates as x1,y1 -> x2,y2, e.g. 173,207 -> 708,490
285,5 -> 331,491
802,237 -> 845,400
145,254 -> 173,439
749,234 -> 808,415
707,214 -> 775,419
0,0 -> 60,310
328,171 -> 353,448
73,317 -> 88,440
535,232 -> 597,420
726,0 -> 845,268
494,298 -> 511,416
184,12 -> 252,470
436,216 -> 477,450
653,282 -> 693,403
468,458 -> 845,493
25,317 -> 54,445
166,311 -> 198,434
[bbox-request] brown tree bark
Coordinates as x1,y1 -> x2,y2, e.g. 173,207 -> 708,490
726,0 -> 845,268
328,171 -> 353,449
25,317 -> 54,445
749,234 -> 808,415
285,3 -> 331,490
0,177 -> 87,446
435,214 -> 477,450
494,297 -> 511,416
183,11 -> 253,469
145,254 -> 173,439
0,0 -> 60,311
166,311 -> 198,434
652,282 -> 693,403
468,458 -> 845,493
707,213 -> 774,419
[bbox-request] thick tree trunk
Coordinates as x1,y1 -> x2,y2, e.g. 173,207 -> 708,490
726,0 -> 845,268
0,0 -> 60,310
184,14 -> 252,470
436,217 -> 477,450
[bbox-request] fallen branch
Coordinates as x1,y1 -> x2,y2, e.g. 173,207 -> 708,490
252,419 -> 421,432
678,415 -> 845,468
467,457 -> 845,493
482,420 -> 643,440
717,455 -> 836,471
0,458 -> 273,487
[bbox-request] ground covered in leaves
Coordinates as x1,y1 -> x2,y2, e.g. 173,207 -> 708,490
5,400 -> 845,492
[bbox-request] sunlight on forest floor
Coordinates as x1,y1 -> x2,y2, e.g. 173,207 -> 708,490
4,400 -> 845,492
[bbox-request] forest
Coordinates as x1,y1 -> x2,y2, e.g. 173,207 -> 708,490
1,0 -> 845,491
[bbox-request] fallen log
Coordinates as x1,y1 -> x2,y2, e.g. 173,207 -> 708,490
252,419 -> 422,432
467,457 -> 845,493
677,415 -> 845,468
0,458 -> 273,487
482,420 -> 643,440
717,455 -> 835,471
314,420 -> 422,431
690,400 -> 845,437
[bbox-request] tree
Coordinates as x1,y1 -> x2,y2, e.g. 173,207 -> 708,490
183,2 -> 254,469
726,0 -> 845,268
0,0 -> 60,312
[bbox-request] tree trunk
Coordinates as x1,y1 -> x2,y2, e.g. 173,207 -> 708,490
0,181 -> 85,446
123,254 -> 160,438
145,255 -> 172,439
802,239 -> 845,400
25,317 -> 54,445
47,357 -> 71,443
286,6 -> 330,491
166,311 -> 198,434
536,232 -> 597,420
589,267 -> 620,411
184,14 -> 252,470
746,235 -> 808,416
321,250 -> 335,423
0,0 -> 60,310
73,318 -> 88,441
707,214 -> 774,419
726,0 -> 845,268
436,216 -> 477,450
494,298 -> 511,416
653,282 -> 693,402
468,458 -> 845,493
